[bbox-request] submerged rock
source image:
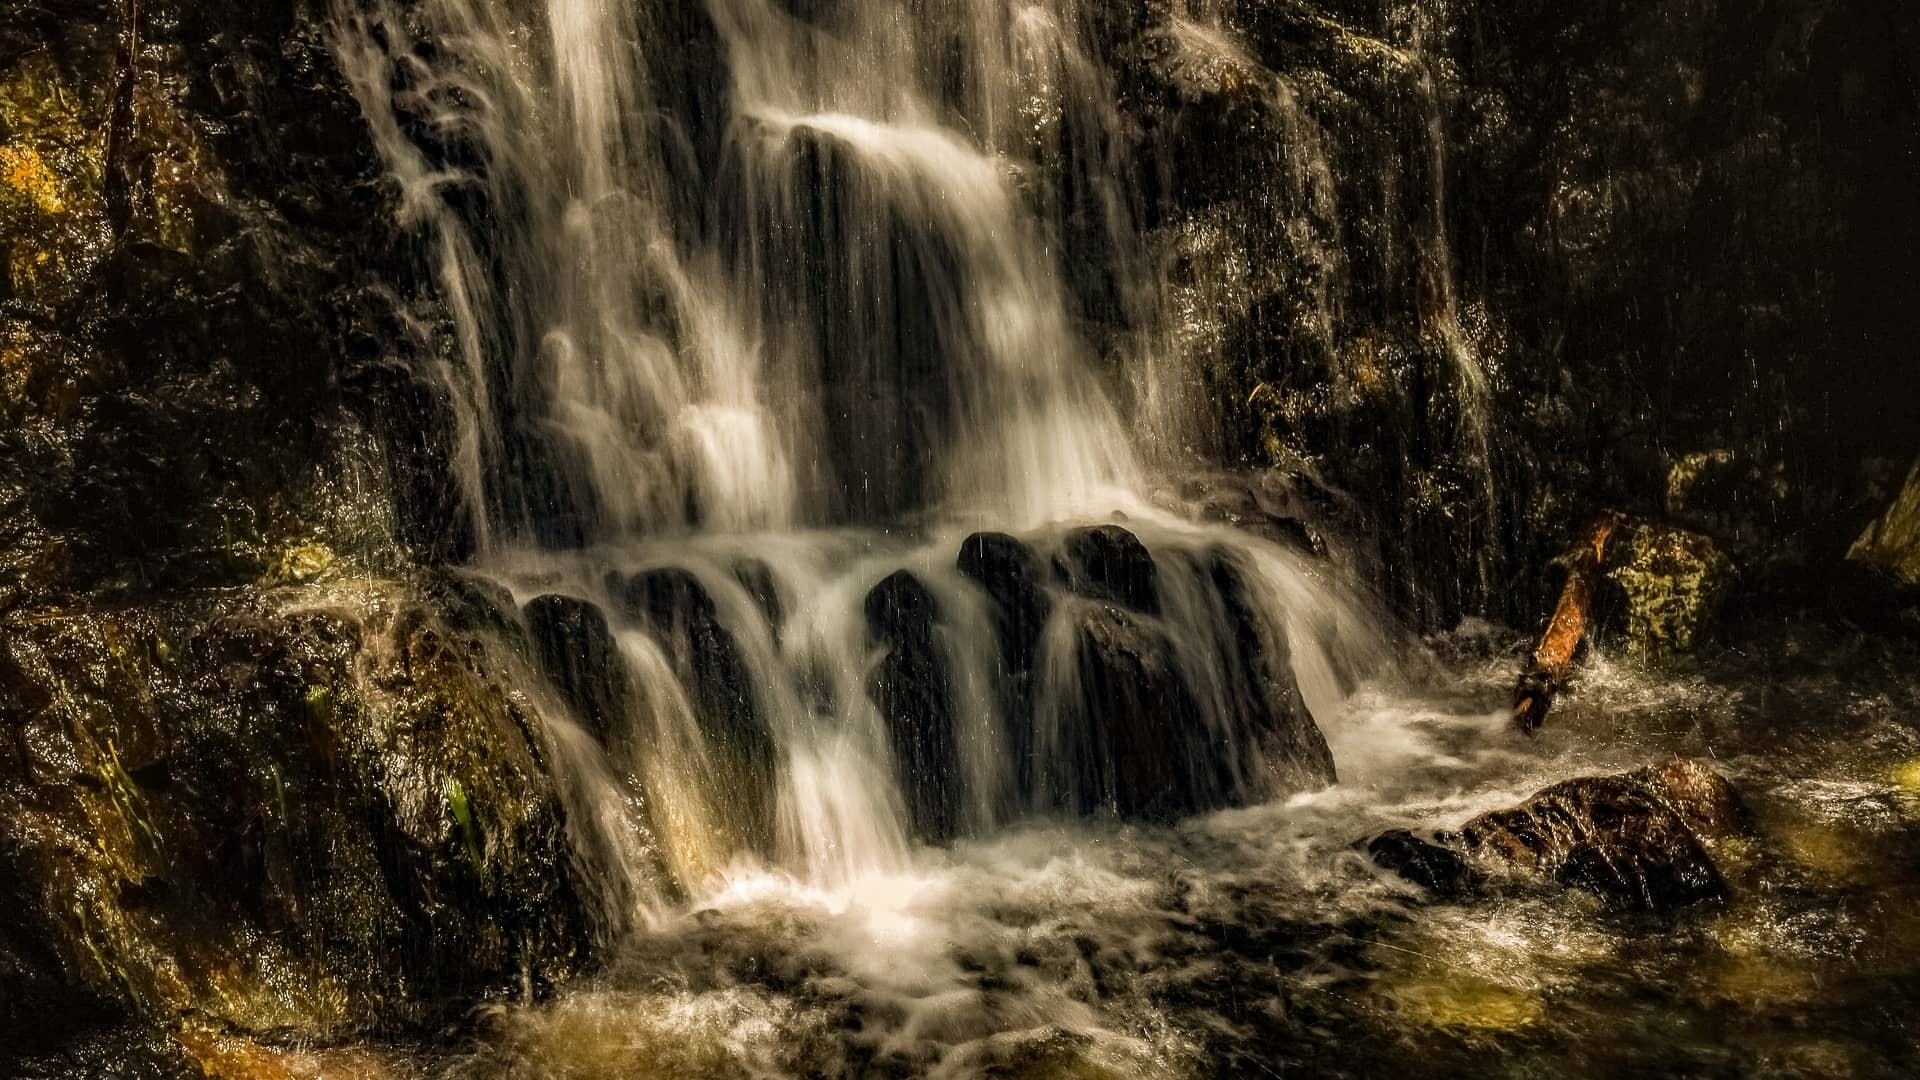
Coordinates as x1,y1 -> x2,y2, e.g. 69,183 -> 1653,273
865,570 -> 960,842
1052,524 -> 1162,615
1371,759 -> 1745,911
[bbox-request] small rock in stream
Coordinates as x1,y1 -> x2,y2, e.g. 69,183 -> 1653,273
1369,758 -> 1746,912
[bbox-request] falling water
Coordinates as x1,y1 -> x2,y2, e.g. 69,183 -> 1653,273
332,0 -> 1402,943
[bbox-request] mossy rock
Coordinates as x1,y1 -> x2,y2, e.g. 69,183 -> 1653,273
1849,458 -> 1920,589
0,581 -> 593,1051
1607,523 -> 1734,660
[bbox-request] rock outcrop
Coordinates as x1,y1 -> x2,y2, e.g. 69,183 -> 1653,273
1849,458 -> 1920,589
0,583 -> 591,1053
612,567 -> 778,855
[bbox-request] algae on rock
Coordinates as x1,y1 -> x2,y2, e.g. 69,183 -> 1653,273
1608,523 -> 1735,660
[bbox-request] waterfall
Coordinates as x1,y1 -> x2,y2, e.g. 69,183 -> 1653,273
334,0 -> 1393,934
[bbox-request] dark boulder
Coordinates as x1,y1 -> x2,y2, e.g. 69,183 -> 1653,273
959,531 -> 1054,670
864,570 -> 960,842
1367,830 -> 1474,897
611,568 -> 777,854
522,594 -> 632,747
425,568 -> 526,652
1208,548 -> 1336,796
958,531 -> 1054,788
731,557 -> 785,636
1052,525 -> 1161,615
1048,603 -> 1215,821
1369,759 -> 1744,911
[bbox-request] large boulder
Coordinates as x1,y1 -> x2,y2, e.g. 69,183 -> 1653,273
0,588 -> 591,1052
1207,548 -> 1336,797
611,568 -> 777,855
1370,759 -> 1746,912
1046,603 -> 1216,821
1606,524 -> 1735,660
865,571 -> 960,842
1052,525 -> 1161,615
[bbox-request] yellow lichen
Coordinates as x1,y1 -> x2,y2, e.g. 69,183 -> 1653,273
1889,761 -> 1920,793
1,143 -> 66,213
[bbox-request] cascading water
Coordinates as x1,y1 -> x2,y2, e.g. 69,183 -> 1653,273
334,0 -> 1396,938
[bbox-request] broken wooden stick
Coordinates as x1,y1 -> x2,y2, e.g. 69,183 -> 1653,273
1512,512 -> 1624,734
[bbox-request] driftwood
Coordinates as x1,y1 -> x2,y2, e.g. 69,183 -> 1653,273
1512,512 -> 1624,734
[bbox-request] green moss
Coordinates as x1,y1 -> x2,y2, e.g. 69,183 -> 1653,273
446,776 -> 485,873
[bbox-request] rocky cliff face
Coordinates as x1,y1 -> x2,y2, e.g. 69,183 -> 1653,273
1100,0 -> 1918,626
1,581 -> 593,1053
0,0 -> 461,615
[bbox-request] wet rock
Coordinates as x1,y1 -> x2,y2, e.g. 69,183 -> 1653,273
730,557 -> 784,634
612,568 -> 776,854
1606,524 -> 1734,660
1366,830 -> 1474,897
959,531 -> 1054,669
864,570 -> 959,842
957,531 -> 1053,787
1666,449 -> 1787,548
521,594 -> 631,746
0,589 -> 590,1048
1178,472 -> 1328,557
1208,548 -> 1337,796
1371,759 -> 1741,911
1050,603 -> 1214,821
423,568 -> 524,651
1633,757 -> 1749,841
1052,524 -> 1161,615
1849,457 -> 1920,588
264,542 -> 336,586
